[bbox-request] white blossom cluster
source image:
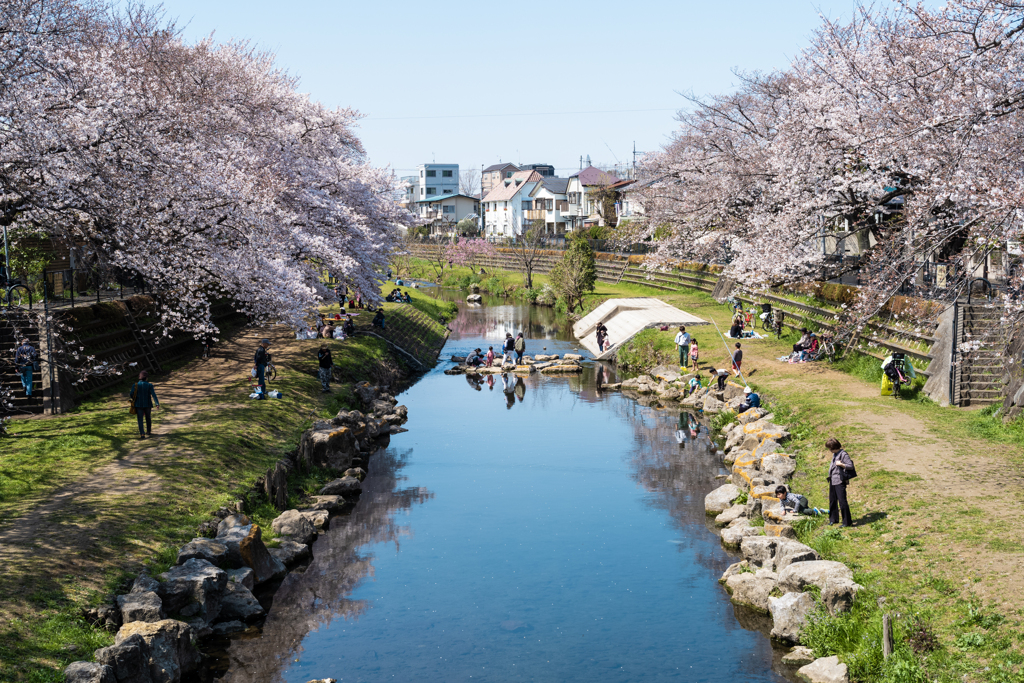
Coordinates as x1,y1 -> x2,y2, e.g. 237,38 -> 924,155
632,0 -> 1024,323
0,1 -> 408,335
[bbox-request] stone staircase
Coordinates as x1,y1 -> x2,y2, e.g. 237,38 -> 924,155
357,304 -> 450,368
0,309 -> 44,415
955,305 -> 1006,406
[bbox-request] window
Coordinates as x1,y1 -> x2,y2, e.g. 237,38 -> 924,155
442,170 -> 453,177
506,171 -> 513,178
426,170 -> 436,177
557,200 -> 568,212
443,205 -> 455,214
522,201 -> 532,210
427,187 -> 436,195
420,188 -> 424,197
420,170 -> 424,177
545,199 -> 554,211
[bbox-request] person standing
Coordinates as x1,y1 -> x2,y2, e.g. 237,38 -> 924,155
689,338 -> 700,369
254,338 -> 271,400
130,371 -> 160,439
674,326 -> 691,369
485,346 -> 495,367
503,333 -> 515,365
596,321 -> 609,352
732,342 -> 743,376
317,345 -> 333,393
14,338 -> 37,397
514,332 -> 525,364
826,437 -> 855,527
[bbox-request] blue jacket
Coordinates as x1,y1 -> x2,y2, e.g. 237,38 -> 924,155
132,381 -> 159,409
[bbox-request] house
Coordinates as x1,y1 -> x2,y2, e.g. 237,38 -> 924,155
398,175 -> 418,213
416,164 -> 459,201
521,163 -> 555,177
414,193 -> 480,236
481,162 -> 519,196
526,177 -> 570,234
610,178 -> 639,223
566,166 -> 621,230
481,170 -> 545,238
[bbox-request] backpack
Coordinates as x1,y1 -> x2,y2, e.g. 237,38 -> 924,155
514,338 -> 524,353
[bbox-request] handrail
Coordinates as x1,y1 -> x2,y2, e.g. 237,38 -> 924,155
949,301 -> 959,407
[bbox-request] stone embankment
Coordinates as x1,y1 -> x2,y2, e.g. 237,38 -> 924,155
706,409 -> 859,683
64,383 -> 409,683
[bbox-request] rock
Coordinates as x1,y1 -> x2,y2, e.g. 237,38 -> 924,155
319,476 -> 362,498
157,559 -> 226,622
714,504 -> 747,527
369,399 -> 393,416
217,581 -> 265,623
777,561 -> 854,594
744,420 -> 791,442
263,460 -> 290,511
563,353 -> 584,361
269,538 -> 311,566
115,620 -> 200,683
176,538 -> 229,568
117,591 -> 165,624
741,537 -> 818,572
721,521 -> 763,548
216,514 -> 251,538
704,484 -> 742,514
797,656 -> 849,683
131,576 -> 159,593
782,646 -> 816,666
601,383 -> 622,390
724,568 -> 778,613
540,364 -> 584,374
741,536 -> 779,569
344,467 -> 367,481
723,382 -> 746,400
306,679 -> 338,683
651,366 -> 682,383
761,453 -> 796,482
225,567 -> 254,592
769,591 -> 816,642
737,408 -> 767,424
64,662 -> 116,683
299,509 -> 330,532
271,510 -> 316,545
765,523 -> 798,539
210,620 -> 247,636
657,388 -> 681,400
94,634 -> 149,683
306,495 -> 346,512
466,293 -> 482,302
83,603 -> 122,633
775,540 -> 819,573
215,525 -> 252,569
822,577 -> 862,614
238,525 -> 287,585
754,438 -> 782,461
297,424 -> 358,474
534,354 -> 559,362
719,560 -> 750,583
702,395 -> 725,413
723,448 -> 748,467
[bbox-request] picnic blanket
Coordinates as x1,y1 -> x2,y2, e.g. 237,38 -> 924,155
728,330 -> 765,339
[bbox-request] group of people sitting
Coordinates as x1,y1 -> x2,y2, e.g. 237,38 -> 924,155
728,308 -> 759,339
786,328 -> 819,362
385,288 -> 412,303
298,314 -> 355,340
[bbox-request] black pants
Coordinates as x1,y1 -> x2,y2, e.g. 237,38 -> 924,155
717,374 -> 726,391
136,407 -> 152,435
828,482 -> 852,526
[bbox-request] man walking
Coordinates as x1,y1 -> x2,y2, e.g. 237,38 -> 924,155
514,332 -> 526,364
317,345 -> 333,393
826,437 -> 855,527
674,326 -> 691,369
130,371 -> 160,439
14,337 -> 37,397
254,338 -> 271,400
503,333 -> 516,365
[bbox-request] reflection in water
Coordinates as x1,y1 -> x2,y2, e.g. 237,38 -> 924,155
219,449 -> 433,683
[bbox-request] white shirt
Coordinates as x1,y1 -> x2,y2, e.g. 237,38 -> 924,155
674,331 -> 690,346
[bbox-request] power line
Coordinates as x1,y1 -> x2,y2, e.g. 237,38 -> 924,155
366,107 -> 677,121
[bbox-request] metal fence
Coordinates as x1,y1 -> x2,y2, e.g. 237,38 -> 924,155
2,267 -> 148,310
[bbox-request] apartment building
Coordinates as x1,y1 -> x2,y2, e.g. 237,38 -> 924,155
415,193 -> 480,236
481,162 -> 519,196
416,164 -> 459,200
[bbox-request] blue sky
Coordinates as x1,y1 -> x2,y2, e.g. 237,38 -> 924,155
157,0 -> 868,180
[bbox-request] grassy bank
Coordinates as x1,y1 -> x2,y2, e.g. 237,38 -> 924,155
0,281 -> 463,681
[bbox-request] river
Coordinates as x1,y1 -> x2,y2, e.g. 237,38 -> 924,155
218,297 -> 791,683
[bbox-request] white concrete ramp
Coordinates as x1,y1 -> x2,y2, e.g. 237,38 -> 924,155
573,298 -> 708,360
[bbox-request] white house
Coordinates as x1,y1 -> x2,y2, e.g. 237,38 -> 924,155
417,163 -> 459,200
566,166 -> 620,230
415,193 -> 480,236
481,170 -> 544,238
527,177 -> 570,234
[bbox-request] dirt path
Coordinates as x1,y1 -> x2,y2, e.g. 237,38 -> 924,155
0,324 -> 294,619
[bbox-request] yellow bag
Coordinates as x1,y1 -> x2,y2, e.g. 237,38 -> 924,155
880,374 -> 894,396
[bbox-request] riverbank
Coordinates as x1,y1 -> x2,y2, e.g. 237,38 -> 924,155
422,260 -> 1024,682
0,295 -> 451,682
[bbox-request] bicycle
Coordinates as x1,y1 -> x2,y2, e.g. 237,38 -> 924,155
884,352 -> 909,399
771,309 -> 786,338
759,303 -> 773,332
811,334 -> 839,363
1,282 -> 30,308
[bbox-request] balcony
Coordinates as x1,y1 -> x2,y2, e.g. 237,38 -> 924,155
524,210 -> 546,220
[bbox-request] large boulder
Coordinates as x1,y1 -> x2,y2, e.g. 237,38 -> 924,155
300,509 -> 330,532
775,540 -> 819,572
714,504 -> 747,527
94,634 -> 150,683
271,510 -> 316,545
296,423 -> 358,473
64,662 -> 116,683
737,407 -> 768,424
822,576 -> 862,614
269,539 -> 312,566
761,453 -> 796,482
226,567 -> 254,592
797,656 -> 849,683
216,514 -> 250,538
238,525 -> 287,585
176,538 -> 229,568
116,591 -> 165,624
115,620 -> 200,683
721,520 -> 763,548
305,495 -> 346,513
723,382 -> 746,400
157,559 -> 227,622
651,366 -> 682,383
741,537 -> 818,572
719,561 -> 750,584
769,591 -> 816,643
704,484 -> 742,514
778,561 -> 854,594
754,438 -> 782,460
782,646 -> 816,666
319,476 -> 362,498
215,525 -> 252,569
724,568 -> 778,613
702,395 -> 725,414
744,420 -> 791,442
217,581 -> 265,623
